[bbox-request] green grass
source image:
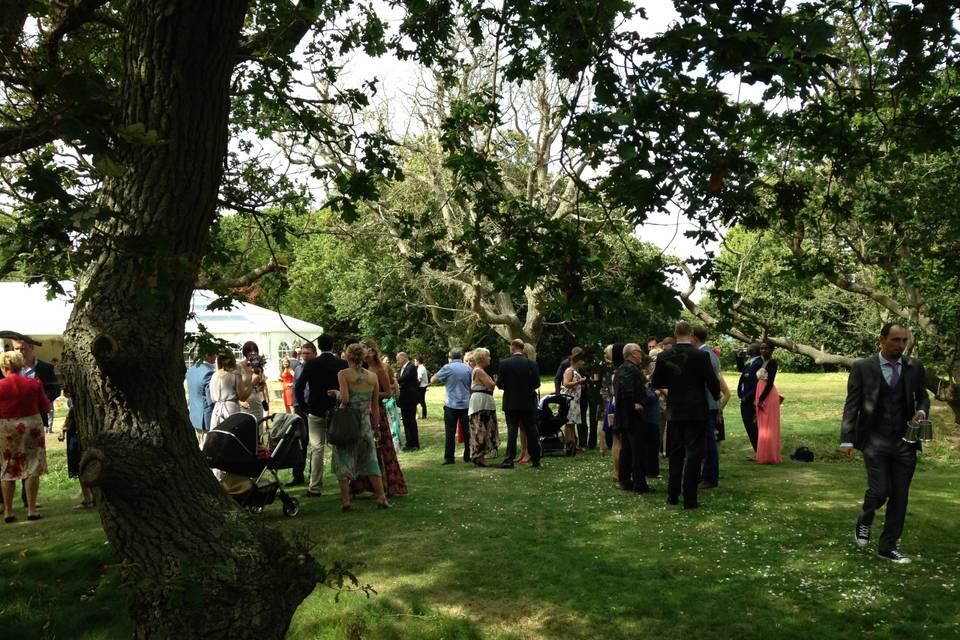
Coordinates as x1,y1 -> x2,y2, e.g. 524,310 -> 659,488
2,373 -> 959,639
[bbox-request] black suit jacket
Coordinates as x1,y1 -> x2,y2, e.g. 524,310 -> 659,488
840,355 -> 930,451
613,361 -> 650,432
294,352 -> 348,416
397,361 -> 419,406
651,343 -> 720,422
32,359 -> 60,427
497,353 -> 540,412
736,352 -> 763,401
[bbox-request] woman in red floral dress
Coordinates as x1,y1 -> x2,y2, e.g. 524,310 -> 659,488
1,350 -> 52,523
352,340 -> 408,497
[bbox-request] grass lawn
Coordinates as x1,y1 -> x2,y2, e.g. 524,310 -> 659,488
2,372 -> 959,639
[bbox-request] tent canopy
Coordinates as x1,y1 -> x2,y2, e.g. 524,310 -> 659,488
0,282 -> 322,350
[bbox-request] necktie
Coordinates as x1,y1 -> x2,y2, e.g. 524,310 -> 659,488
887,361 -> 900,388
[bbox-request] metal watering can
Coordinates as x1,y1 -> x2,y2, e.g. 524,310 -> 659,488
903,420 -> 933,444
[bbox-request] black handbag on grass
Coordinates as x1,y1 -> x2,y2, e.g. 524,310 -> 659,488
328,406 -> 363,446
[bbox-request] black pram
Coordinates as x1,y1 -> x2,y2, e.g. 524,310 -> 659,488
538,393 -> 573,456
202,412 -> 303,517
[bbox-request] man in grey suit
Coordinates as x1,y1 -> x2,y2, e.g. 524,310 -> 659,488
841,322 -> 930,564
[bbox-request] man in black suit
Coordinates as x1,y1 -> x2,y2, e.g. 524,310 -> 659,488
295,335 -> 347,497
396,351 -> 420,450
736,343 -> 763,451
615,343 -> 654,493
287,341 -> 317,487
841,323 -> 930,564
497,339 -> 542,468
651,321 -> 720,509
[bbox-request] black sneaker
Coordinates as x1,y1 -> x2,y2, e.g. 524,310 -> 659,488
878,548 -> 912,564
855,520 -> 871,548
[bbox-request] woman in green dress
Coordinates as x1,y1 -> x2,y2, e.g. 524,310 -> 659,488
330,343 -> 391,511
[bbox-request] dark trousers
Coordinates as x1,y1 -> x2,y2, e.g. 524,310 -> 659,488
667,420 -> 706,507
740,399 -> 758,451
504,409 -> 541,463
400,402 -> 420,449
290,409 -> 309,481
443,406 -> 469,462
643,422 -> 661,477
618,425 -> 649,491
700,412 -> 719,485
418,387 -> 428,418
860,432 -> 917,552
583,396 -> 601,448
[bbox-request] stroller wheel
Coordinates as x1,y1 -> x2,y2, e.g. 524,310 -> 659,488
282,497 -> 301,518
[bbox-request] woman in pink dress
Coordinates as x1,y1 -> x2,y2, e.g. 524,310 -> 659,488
755,342 -> 782,464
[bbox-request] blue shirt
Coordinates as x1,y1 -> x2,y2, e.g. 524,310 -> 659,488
878,352 -> 903,386
185,361 -> 216,431
435,359 -> 472,409
701,344 -> 721,410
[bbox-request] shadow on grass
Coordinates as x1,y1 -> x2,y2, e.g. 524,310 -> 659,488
0,498 -> 131,639
287,446 -> 960,640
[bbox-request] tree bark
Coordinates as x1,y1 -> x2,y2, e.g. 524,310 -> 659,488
61,3 -> 317,637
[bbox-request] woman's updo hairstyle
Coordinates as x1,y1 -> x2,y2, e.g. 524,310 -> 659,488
345,343 -> 365,366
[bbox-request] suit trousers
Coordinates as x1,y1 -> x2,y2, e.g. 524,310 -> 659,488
418,387 -> 428,418
307,412 -> 330,493
582,396 -> 601,448
443,406 -> 469,462
860,432 -> 917,552
504,409 -> 541,463
618,425 -> 649,491
667,419 -> 706,507
399,401 -> 420,449
740,399 -> 758,451
700,412 -> 719,485
291,409 -> 309,481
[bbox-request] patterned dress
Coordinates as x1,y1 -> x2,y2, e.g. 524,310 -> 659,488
352,390 -> 408,496
566,368 -> 584,424
0,374 -> 50,481
468,370 -> 499,462
331,375 -> 381,482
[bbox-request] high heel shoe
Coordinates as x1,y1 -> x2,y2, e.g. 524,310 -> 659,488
376,500 -> 392,509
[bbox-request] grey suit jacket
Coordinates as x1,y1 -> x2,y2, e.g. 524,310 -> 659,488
840,355 -> 930,450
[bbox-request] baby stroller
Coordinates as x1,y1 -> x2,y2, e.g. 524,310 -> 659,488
538,393 -> 573,456
202,412 -> 304,517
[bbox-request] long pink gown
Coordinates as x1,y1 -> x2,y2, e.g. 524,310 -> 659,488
755,379 -> 782,464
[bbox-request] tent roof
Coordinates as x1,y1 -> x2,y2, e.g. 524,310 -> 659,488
0,282 -> 322,338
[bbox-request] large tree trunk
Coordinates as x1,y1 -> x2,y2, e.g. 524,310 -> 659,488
60,3 -> 317,637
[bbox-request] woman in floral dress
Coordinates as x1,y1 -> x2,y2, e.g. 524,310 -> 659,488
331,344 -> 390,511
1,350 -> 51,523
562,354 -> 589,456
352,340 -> 408,497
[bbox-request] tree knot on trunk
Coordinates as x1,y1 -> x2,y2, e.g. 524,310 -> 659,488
78,432 -> 168,490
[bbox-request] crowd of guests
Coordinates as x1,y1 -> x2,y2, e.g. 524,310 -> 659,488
2,318 -> 926,562
180,322 -> 789,513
